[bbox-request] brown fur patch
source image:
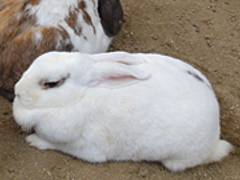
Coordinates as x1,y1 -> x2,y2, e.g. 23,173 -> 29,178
0,27 -> 69,91
0,0 -> 37,53
65,9 -> 82,36
78,0 -> 96,34
78,0 -> 86,9
29,0 -> 40,6
0,0 -> 77,99
58,26 -> 74,51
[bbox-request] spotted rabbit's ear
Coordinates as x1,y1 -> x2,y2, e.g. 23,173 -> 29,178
98,0 -> 123,37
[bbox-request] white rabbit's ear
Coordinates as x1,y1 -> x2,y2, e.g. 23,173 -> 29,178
84,60 -> 151,88
92,52 -> 146,65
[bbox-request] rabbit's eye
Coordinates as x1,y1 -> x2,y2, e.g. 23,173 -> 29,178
39,74 -> 70,89
43,81 -> 62,89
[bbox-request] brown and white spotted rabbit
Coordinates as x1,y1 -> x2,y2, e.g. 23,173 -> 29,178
0,0 -> 123,101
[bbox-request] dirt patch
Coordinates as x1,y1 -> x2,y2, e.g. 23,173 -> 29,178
0,0 -> 240,179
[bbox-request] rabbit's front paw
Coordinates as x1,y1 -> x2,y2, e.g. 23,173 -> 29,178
26,134 -> 55,150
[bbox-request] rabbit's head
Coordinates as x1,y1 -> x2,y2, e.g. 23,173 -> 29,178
14,52 -> 94,109
14,52 -> 150,109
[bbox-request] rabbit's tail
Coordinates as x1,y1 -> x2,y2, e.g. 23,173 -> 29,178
206,140 -> 233,163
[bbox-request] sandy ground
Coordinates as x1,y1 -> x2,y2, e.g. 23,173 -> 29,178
0,0 -> 240,179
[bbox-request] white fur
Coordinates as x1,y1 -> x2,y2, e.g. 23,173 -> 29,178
33,30 -> 43,47
13,51 -> 233,172
27,0 -> 111,52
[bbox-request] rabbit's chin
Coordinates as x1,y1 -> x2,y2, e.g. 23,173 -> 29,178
21,126 -> 34,134
18,120 -> 35,133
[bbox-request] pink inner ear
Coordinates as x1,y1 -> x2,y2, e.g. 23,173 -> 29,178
100,75 -> 138,88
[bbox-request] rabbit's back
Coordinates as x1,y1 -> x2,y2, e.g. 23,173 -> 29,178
81,54 -> 220,160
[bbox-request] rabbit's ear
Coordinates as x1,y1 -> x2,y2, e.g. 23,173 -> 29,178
92,52 -> 146,65
84,61 -> 150,88
98,0 -> 123,37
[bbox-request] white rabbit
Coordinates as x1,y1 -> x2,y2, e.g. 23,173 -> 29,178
13,51 -> 233,172
0,0 -> 123,101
